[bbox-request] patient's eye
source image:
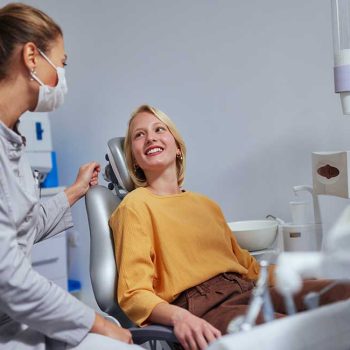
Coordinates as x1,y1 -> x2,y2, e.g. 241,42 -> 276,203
134,131 -> 144,139
155,126 -> 166,133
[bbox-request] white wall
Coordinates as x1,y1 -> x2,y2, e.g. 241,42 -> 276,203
7,0 -> 350,309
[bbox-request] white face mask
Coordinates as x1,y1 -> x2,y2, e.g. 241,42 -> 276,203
30,49 -> 68,112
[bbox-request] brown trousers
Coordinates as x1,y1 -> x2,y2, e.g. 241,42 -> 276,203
171,272 -> 350,334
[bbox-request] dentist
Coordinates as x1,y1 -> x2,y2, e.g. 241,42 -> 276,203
0,3 -> 138,350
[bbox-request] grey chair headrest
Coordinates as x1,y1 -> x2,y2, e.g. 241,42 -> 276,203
107,137 -> 135,193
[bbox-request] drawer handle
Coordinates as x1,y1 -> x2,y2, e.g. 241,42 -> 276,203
32,257 -> 59,267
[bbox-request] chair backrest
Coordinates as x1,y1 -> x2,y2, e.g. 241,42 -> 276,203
106,137 -> 134,193
85,137 -> 134,327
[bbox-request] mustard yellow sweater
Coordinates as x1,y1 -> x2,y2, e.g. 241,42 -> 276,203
110,187 -> 261,326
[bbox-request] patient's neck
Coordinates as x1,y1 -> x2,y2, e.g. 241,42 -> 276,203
145,169 -> 181,195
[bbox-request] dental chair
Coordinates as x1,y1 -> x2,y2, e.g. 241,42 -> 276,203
85,137 -> 293,347
85,137 -> 178,348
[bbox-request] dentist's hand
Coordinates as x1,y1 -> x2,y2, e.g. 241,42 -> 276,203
64,162 -> 101,206
91,312 -> 133,344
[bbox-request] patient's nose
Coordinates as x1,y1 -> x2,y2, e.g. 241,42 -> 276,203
146,133 -> 157,144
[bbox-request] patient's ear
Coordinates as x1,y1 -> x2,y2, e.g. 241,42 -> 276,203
176,149 -> 183,160
133,163 -> 140,173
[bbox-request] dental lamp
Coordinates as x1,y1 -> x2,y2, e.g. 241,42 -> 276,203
332,0 -> 350,115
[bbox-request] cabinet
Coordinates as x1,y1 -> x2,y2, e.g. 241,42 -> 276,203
32,231 -> 68,290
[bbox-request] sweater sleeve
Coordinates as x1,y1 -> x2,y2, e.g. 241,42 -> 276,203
228,224 -> 276,285
110,204 -> 166,326
228,226 -> 260,281
206,198 -> 261,282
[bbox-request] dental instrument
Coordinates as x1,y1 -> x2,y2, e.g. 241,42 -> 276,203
227,260 -> 276,334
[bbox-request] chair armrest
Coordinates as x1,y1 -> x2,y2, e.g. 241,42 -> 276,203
104,314 -> 121,327
130,324 -> 178,344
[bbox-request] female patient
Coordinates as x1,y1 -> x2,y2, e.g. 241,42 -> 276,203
110,104 -> 350,350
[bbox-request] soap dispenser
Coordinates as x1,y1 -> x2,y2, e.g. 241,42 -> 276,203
282,185 -> 323,252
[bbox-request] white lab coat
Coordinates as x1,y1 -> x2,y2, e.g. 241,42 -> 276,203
0,121 -> 95,349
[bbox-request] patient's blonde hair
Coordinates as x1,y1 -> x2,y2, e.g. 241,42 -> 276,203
124,105 -> 186,188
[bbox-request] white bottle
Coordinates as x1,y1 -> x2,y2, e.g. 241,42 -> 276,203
282,186 -> 322,252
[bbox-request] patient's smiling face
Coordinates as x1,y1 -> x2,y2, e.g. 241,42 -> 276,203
130,111 -> 179,176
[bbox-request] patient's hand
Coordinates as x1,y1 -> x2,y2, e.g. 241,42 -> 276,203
149,302 -> 220,350
173,309 -> 221,350
91,312 -> 133,344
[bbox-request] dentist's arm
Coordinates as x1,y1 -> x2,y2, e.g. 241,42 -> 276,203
35,162 -> 100,243
0,182 -> 132,345
0,183 -> 96,346
64,162 -> 101,206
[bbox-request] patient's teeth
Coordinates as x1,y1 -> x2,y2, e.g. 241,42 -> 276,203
147,147 -> 163,154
